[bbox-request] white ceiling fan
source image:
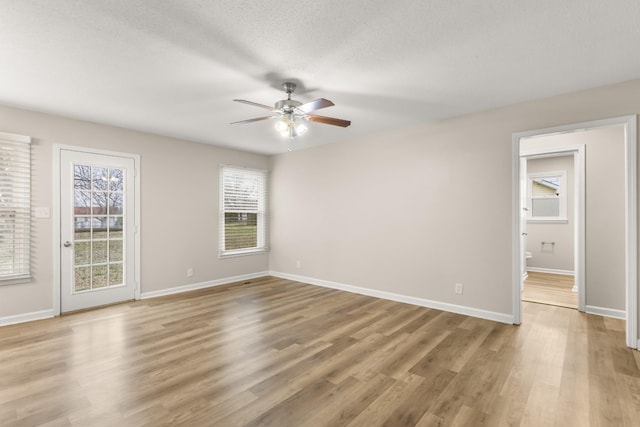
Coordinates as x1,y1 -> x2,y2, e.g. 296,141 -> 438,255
231,82 -> 351,138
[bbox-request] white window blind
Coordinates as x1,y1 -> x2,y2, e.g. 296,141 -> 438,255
0,132 -> 31,283
219,165 -> 268,257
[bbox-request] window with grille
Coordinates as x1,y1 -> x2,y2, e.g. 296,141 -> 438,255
219,165 -> 268,257
0,132 -> 31,284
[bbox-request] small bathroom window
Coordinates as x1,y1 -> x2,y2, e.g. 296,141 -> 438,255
527,170 -> 567,222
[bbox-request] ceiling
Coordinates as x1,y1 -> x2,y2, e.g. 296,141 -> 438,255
2,1 -> 640,155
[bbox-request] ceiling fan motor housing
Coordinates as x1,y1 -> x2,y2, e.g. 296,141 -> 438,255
275,99 -> 302,114
283,81 -> 297,94
276,82 -> 302,113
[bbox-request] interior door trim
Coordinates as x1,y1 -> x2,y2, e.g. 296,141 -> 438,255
53,144 -> 141,315
511,115 -> 637,349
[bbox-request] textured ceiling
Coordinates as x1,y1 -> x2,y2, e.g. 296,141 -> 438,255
1,1 -> 640,155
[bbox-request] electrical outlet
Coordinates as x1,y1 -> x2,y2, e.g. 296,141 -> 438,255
455,283 -> 463,295
187,268 -> 194,277
296,260 -> 301,269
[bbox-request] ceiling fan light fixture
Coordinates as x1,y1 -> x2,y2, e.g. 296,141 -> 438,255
275,119 -> 289,134
275,117 -> 307,138
294,121 -> 307,136
232,81 -> 350,142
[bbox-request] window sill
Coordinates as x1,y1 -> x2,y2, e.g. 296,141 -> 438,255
0,275 -> 32,286
219,248 -> 269,259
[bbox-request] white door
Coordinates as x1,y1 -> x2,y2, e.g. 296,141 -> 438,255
60,149 -> 137,312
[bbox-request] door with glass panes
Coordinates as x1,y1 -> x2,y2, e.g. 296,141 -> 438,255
60,149 -> 137,312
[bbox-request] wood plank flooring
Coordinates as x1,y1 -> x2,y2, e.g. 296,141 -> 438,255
1,276 -> 639,426
523,271 -> 577,309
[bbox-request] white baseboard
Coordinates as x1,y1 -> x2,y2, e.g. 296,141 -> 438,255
139,271 -> 269,299
0,309 -> 56,327
586,305 -> 626,320
270,271 -> 513,325
526,267 -> 574,276
1,272 -> 269,327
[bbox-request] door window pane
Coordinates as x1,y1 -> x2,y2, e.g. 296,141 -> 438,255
92,192 -> 108,215
92,241 -> 108,263
75,266 -> 91,291
109,217 -> 123,238
93,265 -> 108,288
109,169 -> 124,192
109,263 -> 123,286
74,217 -> 91,241
72,164 -> 127,292
109,193 -> 123,215
74,165 -> 91,190
74,191 -> 91,215
92,216 -> 108,239
92,167 -> 109,191
74,241 -> 90,265
109,240 -> 123,262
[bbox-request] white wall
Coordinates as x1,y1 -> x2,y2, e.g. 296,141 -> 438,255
269,79 -> 640,321
0,105 -> 269,320
526,155 -> 575,272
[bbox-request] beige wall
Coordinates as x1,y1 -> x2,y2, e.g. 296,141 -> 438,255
0,105 -> 269,319
526,155 -> 575,272
269,79 -> 640,319
522,126 -> 626,311
2,78 -> 639,327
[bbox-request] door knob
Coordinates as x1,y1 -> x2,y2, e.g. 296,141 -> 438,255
522,232 -> 528,236
63,241 -> 72,247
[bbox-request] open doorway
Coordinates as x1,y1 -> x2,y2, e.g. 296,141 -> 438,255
520,149 -> 582,310
512,115 -> 638,349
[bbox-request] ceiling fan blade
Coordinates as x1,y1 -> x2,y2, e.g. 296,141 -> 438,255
233,99 -> 276,111
230,116 -> 273,125
297,98 -> 335,113
307,114 -> 351,128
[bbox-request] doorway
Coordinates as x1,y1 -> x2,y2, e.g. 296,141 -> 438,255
520,149 -> 583,311
55,146 -> 140,313
512,115 -> 638,349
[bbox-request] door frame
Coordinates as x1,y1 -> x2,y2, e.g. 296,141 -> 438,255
512,115 -> 637,349
53,145 -> 141,315
520,146 -> 586,312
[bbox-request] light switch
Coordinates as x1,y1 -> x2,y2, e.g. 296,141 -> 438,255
35,207 -> 50,218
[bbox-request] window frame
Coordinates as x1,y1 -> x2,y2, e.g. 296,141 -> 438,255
0,131 -> 32,285
219,165 -> 268,258
527,170 -> 568,223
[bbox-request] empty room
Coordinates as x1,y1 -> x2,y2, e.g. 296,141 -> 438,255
2,1 -> 640,426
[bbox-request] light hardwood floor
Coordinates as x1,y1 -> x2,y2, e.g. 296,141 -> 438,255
1,276 -> 639,426
523,271 -> 578,309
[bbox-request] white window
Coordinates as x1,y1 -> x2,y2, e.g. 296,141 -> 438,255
0,132 -> 31,284
219,165 -> 268,257
527,170 -> 567,222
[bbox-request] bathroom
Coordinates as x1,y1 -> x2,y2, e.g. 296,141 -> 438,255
520,125 -> 626,318
523,153 -> 577,308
